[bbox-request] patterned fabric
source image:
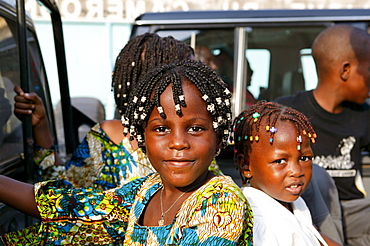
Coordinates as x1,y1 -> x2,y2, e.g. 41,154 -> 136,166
208,159 -> 223,176
2,173 -> 253,245
34,144 -> 57,168
36,123 -> 155,190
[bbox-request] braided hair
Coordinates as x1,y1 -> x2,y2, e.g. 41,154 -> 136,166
112,33 -> 194,115
122,59 -> 232,152
233,100 -> 317,160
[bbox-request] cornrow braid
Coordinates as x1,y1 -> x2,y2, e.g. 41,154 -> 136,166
111,33 -> 194,115
123,59 -> 232,152
233,100 -> 317,159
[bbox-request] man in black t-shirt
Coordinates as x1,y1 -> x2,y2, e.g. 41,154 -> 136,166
276,25 -> 370,246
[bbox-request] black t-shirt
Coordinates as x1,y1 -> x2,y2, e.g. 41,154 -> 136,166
275,90 -> 370,200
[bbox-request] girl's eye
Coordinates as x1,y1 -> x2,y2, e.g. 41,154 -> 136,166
188,126 -> 204,133
272,159 -> 286,164
300,156 -> 313,162
154,126 -> 168,133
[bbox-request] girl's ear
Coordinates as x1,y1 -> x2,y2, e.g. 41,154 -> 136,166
236,153 -> 252,178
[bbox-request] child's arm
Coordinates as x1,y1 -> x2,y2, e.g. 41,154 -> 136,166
13,86 -> 64,166
0,175 -> 40,218
1,178 -> 142,245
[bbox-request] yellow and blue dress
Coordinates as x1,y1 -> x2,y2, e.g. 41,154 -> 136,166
2,173 -> 253,245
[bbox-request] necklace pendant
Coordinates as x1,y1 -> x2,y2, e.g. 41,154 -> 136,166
158,218 -> 165,226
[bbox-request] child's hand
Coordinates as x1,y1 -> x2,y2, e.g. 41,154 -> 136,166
13,86 -> 47,127
14,86 -> 60,160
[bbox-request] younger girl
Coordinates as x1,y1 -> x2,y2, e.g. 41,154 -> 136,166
233,101 -> 339,246
1,60 -> 253,245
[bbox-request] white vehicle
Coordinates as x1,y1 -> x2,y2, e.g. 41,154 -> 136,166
130,9 -> 370,183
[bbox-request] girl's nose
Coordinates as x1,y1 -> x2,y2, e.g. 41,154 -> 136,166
168,130 -> 190,150
289,161 -> 304,177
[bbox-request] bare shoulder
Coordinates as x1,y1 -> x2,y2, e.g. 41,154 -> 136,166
100,119 -> 124,144
100,119 -> 122,129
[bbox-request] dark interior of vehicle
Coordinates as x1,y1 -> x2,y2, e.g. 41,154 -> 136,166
157,25 -> 326,105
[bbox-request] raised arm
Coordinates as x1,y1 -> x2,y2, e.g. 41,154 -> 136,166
0,175 -> 40,218
13,86 -> 63,166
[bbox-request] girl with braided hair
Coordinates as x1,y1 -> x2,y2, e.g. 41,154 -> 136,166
233,101 -> 340,246
112,33 -> 194,116
0,60 -> 253,245
13,33 -> 195,190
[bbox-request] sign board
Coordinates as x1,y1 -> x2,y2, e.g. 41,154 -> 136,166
25,0 -> 370,23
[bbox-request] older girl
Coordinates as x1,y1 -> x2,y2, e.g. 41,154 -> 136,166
1,60 -> 253,245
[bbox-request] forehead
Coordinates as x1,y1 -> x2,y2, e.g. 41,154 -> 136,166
254,118 -> 299,142
151,79 -> 209,117
249,119 -> 308,152
272,120 -> 299,140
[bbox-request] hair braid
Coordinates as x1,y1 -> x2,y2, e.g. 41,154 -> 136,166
123,60 -> 232,152
233,100 -> 317,160
112,33 -> 194,116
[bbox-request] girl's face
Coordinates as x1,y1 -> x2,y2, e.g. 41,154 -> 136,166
144,81 -> 218,189
240,120 -> 313,204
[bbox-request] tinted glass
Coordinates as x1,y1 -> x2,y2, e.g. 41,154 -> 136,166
244,25 -> 326,103
157,29 -> 235,90
0,16 -> 23,163
0,16 -> 52,165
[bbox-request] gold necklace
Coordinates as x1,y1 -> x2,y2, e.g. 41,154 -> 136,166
158,185 -> 197,226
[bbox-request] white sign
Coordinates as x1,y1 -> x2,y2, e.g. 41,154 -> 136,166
26,0 -> 370,22
26,0 -> 190,22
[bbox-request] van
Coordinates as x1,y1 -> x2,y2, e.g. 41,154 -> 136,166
130,9 -> 370,183
131,9 -> 370,116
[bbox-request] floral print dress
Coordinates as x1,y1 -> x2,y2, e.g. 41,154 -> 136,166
2,173 -> 253,245
35,123 -> 154,190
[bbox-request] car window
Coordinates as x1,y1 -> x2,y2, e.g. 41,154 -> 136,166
157,28 -> 235,88
300,48 -> 318,90
157,25 -> 326,113
0,15 -> 53,164
0,16 -> 23,163
242,25 -> 326,104
246,49 -> 270,104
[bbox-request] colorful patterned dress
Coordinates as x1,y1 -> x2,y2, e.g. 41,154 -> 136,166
35,123 -> 154,190
2,173 -> 253,245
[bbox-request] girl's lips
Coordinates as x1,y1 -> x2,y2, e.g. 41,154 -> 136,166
164,160 -> 194,167
285,183 -> 303,195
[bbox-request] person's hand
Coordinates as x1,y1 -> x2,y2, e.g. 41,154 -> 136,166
13,86 -> 61,162
13,86 -> 47,127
